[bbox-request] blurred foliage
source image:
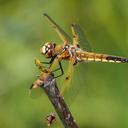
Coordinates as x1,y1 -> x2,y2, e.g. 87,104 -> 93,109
0,0 -> 128,128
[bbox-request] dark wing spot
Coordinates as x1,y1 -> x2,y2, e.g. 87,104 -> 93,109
65,75 -> 70,80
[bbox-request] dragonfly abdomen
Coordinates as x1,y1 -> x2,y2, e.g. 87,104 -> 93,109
77,51 -> 128,63
105,56 -> 128,63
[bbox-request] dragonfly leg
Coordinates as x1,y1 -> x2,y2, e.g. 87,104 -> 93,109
54,61 -> 64,78
42,56 -> 64,78
41,54 -> 57,65
52,67 -> 61,72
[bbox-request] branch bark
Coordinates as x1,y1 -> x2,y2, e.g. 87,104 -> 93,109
42,74 -> 78,128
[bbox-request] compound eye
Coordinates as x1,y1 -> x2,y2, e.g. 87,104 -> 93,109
42,46 -> 47,54
47,49 -> 52,57
47,44 -> 53,49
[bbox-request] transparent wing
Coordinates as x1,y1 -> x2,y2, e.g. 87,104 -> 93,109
60,61 -> 74,96
58,24 -> 91,104
71,24 -> 92,51
29,87 -> 43,98
56,60 -> 89,104
43,13 -> 72,44
56,61 -> 74,104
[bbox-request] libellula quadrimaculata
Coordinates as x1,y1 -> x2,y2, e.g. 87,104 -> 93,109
40,13 -> 128,97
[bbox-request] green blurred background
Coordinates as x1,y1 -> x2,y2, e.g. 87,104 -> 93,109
0,0 -> 128,128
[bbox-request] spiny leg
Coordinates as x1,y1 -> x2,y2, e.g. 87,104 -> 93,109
41,54 -> 57,69
53,61 -> 64,78
42,57 -> 64,78
43,13 -> 71,44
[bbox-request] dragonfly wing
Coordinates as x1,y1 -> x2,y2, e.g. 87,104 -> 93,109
56,60 -> 76,104
71,24 -> 92,51
60,61 -> 74,96
29,87 -> 43,98
56,59 -> 89,104
43,13 -> 72,44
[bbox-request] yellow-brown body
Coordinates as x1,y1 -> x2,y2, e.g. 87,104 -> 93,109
54,44 -> 128,64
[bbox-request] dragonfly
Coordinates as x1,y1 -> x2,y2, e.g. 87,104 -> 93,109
40,13 -> 128,98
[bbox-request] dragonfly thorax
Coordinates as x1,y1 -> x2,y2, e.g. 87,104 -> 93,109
65,44 -> 83,64
40,42 -> 56,58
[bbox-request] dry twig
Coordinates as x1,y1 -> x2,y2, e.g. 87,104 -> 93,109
31,59 -> 78,128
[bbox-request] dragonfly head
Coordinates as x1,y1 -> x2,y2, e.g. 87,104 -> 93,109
40,42 -> 56,58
